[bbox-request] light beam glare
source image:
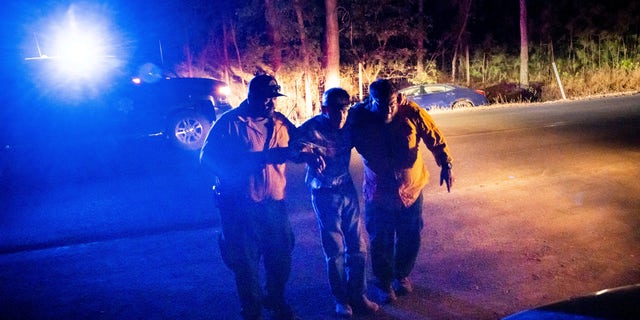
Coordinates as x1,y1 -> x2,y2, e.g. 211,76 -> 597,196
51,7 -> 114,80
26,3 -> 127,102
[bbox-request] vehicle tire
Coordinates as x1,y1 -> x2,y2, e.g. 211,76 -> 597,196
167,110 -> 212,150
452,100 -> 473,109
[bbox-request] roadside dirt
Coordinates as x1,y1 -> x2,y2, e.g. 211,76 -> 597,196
287,99 -> 640,319
278,141 -> 640,319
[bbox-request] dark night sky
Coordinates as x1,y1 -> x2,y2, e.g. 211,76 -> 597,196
1,1 -> 201,74
1,0 -> 638,77
1,0 -> 637,118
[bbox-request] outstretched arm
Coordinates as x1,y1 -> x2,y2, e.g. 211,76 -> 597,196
415,106 -> 454,192
439,161 -> 454,192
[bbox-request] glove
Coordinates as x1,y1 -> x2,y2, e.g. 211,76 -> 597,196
439,163 -> 454,192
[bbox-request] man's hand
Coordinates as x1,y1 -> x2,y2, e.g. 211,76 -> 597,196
301,152 -> 326,174
440,163 -> 454,192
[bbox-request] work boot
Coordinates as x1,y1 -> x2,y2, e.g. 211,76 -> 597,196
351,296 -> 379,315
335,303 -> 353,318
375,283 -> 397,304
271,304 -> 297,320
393,277 -> 413,296
240,308 -> 263,320
273,308 -> 296,320
263,296 -> 296,320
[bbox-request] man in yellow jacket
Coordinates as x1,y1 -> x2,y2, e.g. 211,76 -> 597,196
350,79 -> 454,304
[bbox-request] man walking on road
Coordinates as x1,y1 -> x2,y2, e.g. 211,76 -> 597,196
291,88 -> 379,318
199,74 -> 298,320
349,79 -> 454,304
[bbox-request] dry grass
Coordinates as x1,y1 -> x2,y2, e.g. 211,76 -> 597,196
540,67 -> 640,101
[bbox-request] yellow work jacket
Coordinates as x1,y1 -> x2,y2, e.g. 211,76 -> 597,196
350,100 -> 452,209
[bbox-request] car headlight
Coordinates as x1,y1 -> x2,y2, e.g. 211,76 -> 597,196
217,85 -> 231,96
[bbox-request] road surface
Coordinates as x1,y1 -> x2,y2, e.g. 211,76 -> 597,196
1,94 -> 639,319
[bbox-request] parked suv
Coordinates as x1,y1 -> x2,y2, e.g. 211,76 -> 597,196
111,77 -> 232,150
3,70 -> 232,151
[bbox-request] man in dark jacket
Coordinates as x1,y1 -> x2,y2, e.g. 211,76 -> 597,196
291,88 -> 379,317
200,74 -> 298,320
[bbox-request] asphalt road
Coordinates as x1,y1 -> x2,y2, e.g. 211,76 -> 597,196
1,94 -> 639,319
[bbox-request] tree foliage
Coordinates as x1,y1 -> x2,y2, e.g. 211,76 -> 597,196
166,0 -> 639,111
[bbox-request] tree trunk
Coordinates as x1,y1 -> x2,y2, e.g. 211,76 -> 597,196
416,0 -> 425,73
519,0 -> 529,86
451,51 -> 458,83
229,23 -> 245,86
482,52 -> 486,83
465,44 -> 470,86
451,0 -> 472,83
293,0 -> 313,118
221,21 -> 231,86
184,45 -> 193,77
324,0 -> 340,89
265,0 -> 282,74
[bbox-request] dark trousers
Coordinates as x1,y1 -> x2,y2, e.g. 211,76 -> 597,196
217,198 -> 294,319
365,194 -> 424,288
311,185 -> 368,305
